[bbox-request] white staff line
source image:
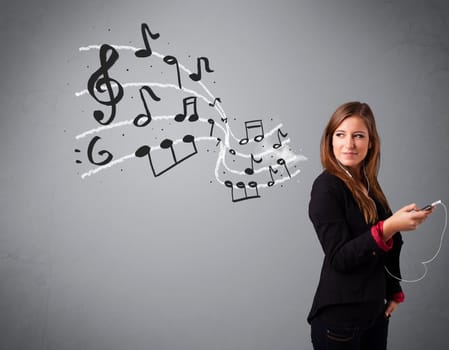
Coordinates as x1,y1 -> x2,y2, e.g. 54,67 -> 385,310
77,44 -> 306,192
78,44 -> 228,121
80,134 -> 305,182
220,151 -> 305,176
81,154 -> 135,179
75,82 -> 213,106
228,122 -> 284,144
75,115 -> 225,140
214,166 -> 302,189
80,136 -> 220,179
226,139 -> 292,159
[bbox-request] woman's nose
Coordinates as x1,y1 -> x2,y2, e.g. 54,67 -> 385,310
346,137 -> 355,148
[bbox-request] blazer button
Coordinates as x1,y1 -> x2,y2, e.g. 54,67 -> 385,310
372,251 -> 377,256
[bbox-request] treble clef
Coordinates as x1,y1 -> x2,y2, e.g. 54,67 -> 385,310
87,44 -> 124,125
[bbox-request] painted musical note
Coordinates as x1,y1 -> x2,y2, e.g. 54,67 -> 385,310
135,23 -> 160,58
277,158 -> 291,178
267,165 -> 278,187
239,120 -> 264,145
208,118 -> 215,136
76,24 -> 309,201
244,153 -> 263,175
175,96 -> 199,122
208,97 -> 221,107
224,180 -> 260,203
87,44 -> 124,125
163,55 -> 182,89
133,86 -> 161,127
87,136 -> 113,166
189,57 -> 214,81
273,128 -> 288,149
135,135 -> 198,177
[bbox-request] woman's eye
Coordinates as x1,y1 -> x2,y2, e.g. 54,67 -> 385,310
354,134 -> 365,138
335,132 -> 344,137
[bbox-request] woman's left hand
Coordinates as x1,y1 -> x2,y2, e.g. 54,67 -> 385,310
385,300 -> 399,318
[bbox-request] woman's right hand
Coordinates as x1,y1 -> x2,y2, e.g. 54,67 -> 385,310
382,203 -> 434,241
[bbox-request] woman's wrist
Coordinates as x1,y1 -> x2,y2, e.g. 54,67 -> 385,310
371,220 -> 393,251
382,218 -> 396,241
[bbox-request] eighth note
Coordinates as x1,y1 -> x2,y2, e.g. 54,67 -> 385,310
133,86 -> 161,127
273,128 -> 288,149
244,153 -> 263,175
135,23 -> 160,58
224,180 -> 260,203
175,96 -> 199,122
239,120 -> 264,145
189,57 -> 214,81
208,97 -> 221,107
267,165 -> 278,187
135,135 -> 198,177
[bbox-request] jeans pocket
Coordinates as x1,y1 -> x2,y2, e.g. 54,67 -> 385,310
326,327 -> 356,342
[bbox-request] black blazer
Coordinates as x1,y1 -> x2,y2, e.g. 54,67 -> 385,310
307,171 -> 403,324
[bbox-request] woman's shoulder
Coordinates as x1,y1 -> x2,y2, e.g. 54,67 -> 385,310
310,171 -> 350,203
312,170 -> 345,190
309,170 -> 348,219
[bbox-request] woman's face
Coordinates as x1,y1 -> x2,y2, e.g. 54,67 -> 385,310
332,115 -> 370,173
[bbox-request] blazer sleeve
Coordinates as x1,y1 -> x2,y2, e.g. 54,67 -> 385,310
309,175 -> 391,273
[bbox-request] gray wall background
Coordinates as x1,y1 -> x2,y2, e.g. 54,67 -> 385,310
1,0 -> 449,349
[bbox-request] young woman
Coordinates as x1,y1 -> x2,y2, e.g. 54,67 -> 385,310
308,102 -> 433,350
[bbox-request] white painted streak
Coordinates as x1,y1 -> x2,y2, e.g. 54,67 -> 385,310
77,43 -> 306,192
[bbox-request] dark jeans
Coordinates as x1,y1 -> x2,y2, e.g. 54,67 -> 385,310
311,313 -> 389,350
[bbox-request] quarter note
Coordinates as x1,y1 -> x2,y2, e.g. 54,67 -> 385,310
208,118 -> 215,137
87,44 -> 124,125
133,86 -> 161,127
273,128 -> 288,149
175,96 -> 199,122
163,55 -> 182,89
244,153 -> 263,175
189,57 -> 214,81
135,23 -> 160,58
277,158 -> 291,178
239,120 -> 264,145
135,135 -> 198,177
224,180 -> 260,203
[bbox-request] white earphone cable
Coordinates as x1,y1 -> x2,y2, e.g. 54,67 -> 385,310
384,201 -> 448,283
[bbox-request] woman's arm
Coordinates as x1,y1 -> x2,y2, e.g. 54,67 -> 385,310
309,177 -> 389,272
382,204 -> 433,241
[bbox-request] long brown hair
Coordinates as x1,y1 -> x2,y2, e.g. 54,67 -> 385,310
320,101 -> 390,223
